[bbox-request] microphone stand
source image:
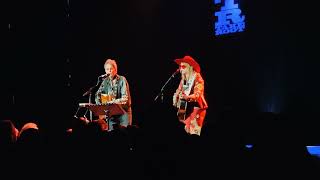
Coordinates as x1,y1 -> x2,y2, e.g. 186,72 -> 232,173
154,70 -> 179,102
82,76 -> 103,121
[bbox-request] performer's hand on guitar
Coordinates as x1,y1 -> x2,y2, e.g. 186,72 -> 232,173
179,93 -> 189,101
173,93 -> 178,107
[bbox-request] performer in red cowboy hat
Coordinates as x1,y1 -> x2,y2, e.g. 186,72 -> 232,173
173,55 -> 208,136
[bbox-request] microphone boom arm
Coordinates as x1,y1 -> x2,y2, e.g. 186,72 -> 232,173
154,70 -> 179,102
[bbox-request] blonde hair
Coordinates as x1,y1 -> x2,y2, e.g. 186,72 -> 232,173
186,63 -> 194,74
104,59 -> 118,73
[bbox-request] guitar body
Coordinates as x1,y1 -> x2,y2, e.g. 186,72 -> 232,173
177,98 -> 188,121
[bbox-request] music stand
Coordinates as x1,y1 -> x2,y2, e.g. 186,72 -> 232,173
86,104 -> 125,117
83,103 -> 126,131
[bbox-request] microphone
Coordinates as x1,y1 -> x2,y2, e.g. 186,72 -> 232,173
172,68 -> 180,76
98,74 -> 109,78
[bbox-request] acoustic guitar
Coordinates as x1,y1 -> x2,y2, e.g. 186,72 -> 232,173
176,74 -> 196,122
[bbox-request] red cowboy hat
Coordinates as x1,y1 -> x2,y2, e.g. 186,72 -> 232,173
174,55 -> 201,73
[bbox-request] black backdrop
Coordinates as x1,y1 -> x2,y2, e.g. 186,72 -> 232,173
2,0 -> 320,143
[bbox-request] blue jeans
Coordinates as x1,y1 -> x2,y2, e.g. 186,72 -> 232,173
107,112 -> 131,131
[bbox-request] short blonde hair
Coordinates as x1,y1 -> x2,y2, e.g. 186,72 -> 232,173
104,59 -> 118,73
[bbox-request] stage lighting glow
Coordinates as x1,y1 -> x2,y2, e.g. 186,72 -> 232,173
306,146 -> 320,158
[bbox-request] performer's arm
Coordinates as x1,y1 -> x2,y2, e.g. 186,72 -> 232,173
185,75 -> 204,102
111,77 -> 129,104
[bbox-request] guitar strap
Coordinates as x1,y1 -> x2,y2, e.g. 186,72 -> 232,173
183,73 -> 196,96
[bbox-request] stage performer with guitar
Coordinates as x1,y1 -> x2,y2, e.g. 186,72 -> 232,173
172,55 -> 208,136
95,58 -> 132,131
